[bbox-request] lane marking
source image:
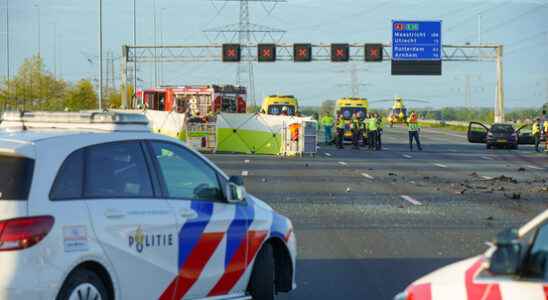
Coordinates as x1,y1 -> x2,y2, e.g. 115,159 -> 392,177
434,163 -> 448,168
401,195 -> 422,206
526,165 -> 543,170
403,154 -> 413,159
338,161 -> 347,166
383,147 -> 390,150
481,156 -> 493,160
244,159 -> 250,164
241,170 -> 249,176
481,176 -> 494,180
325,152 -> 332,157
361,173 -> 374,180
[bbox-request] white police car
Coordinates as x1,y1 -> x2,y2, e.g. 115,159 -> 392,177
395,209 -> 548,300
0,111 -> 296,300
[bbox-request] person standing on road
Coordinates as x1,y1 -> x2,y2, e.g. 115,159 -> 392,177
407,111 -> 423,151
532,119 -> 541,152
321,113 -> 334,145
335,112 -> 345,149
544,119 -> 548,152
351,111 -> 361,150
366,113 -> 378,151
376,113 -> 384,150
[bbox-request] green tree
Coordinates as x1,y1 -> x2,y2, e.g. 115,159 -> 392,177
64,80 -> 98,111
0,55 -> 69,111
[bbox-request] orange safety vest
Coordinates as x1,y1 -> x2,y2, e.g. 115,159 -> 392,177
289,123 -> 300,141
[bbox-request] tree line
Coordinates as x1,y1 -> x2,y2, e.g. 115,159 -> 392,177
0,55 -> 123,112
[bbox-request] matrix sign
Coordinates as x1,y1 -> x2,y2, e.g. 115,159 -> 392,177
392,20 -> 442,75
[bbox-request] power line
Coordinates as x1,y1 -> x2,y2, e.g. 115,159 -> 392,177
464,3 -> 548,39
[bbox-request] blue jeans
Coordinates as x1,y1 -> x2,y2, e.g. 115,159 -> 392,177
324,126 -> 333,144
409,131 -> 422,150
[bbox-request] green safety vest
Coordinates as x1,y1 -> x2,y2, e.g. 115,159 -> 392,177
321,116 -> 334,127
367,118 -> 378,131
351,117 -> 361,130
532,123 -> 540,135
336,119 -> 346,129
408,122 -> 419,132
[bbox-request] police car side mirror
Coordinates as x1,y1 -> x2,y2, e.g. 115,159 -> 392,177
488,228 -> 522,276
226,176 -> 246,204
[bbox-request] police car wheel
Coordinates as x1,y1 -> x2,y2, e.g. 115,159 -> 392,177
57,269 -> 109,300
249,243 -> 275,300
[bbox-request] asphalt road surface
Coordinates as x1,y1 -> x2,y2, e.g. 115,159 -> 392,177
206,126 -> 547,300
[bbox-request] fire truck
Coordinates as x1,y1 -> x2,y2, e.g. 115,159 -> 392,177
136,85 -> 247,115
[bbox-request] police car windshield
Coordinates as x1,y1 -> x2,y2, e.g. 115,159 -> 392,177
0,156 -> 35,201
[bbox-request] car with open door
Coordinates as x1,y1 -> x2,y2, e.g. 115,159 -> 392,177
467,122 -> 534,149
394,209 -> 548,300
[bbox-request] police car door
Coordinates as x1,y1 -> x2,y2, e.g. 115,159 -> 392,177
147,141 -> 251,300
84,141 -> 178,300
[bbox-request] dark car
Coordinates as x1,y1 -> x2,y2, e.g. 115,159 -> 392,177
467,122 -> 535,149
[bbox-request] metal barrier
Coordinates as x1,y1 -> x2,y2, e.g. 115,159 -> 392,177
186,122 -> 217,153
280,120 -> 318,156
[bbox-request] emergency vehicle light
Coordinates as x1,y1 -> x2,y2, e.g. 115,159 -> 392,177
1,111 -> 150,132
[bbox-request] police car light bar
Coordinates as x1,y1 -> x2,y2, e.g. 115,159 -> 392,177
0,111 -> 150,132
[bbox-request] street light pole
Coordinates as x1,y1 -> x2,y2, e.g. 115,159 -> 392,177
132,0 -> 137,105
35,2 -> 41,57
6,0 -> 10,110
98,0 -> 103,110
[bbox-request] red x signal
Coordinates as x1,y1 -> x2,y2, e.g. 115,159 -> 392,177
258,44 -> 276,62
293,44 -> 312,62
331,44 -> 349,62
365,44 -> 383,62
222,44 -> 241,62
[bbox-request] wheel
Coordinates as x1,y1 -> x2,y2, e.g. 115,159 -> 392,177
486,144 -> 491,149
512,144 -> 518,150
57,269 -> 109,300
248,243 -> 275,300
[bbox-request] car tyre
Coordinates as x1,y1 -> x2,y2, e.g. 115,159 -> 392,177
57,269 -> 109,300
486,144 -> 491,149
249,243 -> 275,300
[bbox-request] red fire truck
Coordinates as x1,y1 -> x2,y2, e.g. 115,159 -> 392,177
136,85 -> 247,115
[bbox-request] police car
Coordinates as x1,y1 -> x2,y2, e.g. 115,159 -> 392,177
0,111 -> 296,300
395,209 -> 548,300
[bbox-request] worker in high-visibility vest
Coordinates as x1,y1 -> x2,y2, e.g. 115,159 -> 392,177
376,113 -> 384,150
407,111 -> 423,151
321,113 -> 335,145
366,114 -> 378,151
544,119 -> 548,152
532,119 -> 541,152
351,112 -> 362,150
335,112 -> 345,149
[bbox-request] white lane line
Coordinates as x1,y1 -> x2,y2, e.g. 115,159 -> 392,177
481,176 -> 494,180
526,165 -> 543,170
244,159 -> 250,164
361,173 -> 374,180
338,161 -> 347,166
401,195 -> 422,206
241,170 -> 249,176
402,154 -> 413,159
325,152 -> 332,157
434,163 -> 448,168
383,147 -> 390,150
481,156 -> 493,160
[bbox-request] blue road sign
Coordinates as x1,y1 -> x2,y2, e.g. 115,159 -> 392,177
392,20 -> 441,61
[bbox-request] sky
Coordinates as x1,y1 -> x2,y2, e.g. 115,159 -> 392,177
1,0 -> 548,109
